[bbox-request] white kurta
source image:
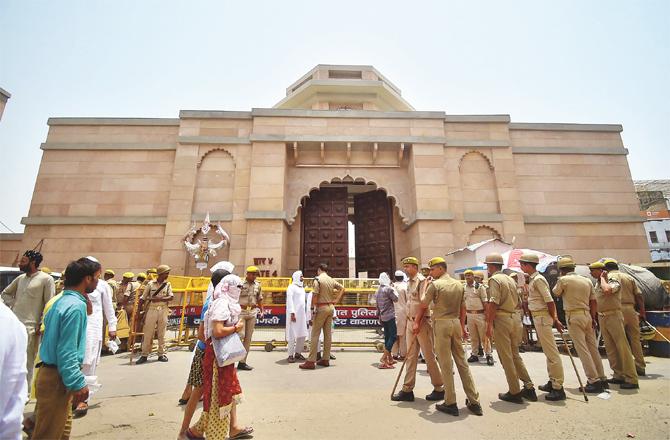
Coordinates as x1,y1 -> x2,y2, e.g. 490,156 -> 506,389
285,284 -> 309,340
83,279 -> 117,367
0,302 -> 27,440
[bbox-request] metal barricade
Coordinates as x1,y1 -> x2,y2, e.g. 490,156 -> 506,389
254,277 -> 385,352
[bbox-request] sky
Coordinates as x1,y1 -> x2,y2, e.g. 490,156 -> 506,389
0,0 -> 668,233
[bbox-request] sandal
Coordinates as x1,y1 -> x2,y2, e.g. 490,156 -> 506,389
185,428 -> 205,440
378,363 -> 395,369
178,398 -> 189,405
229,426 -> 254,439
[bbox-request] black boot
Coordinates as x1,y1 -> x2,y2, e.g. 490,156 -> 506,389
237,362 -> 253,371
486,355 -> 494,366
498,391 -> 523,404
620,382 -> 639,389
436,403 -> 459,416
135,356 -> 147,365
466,399 -> 483,416
425,390 -> 445,401
545,387 -> 566,401
467,354 -> 479,363
538,380 -> 553,392
580,382 -> 604,394
477,346 -> 484,357
521,387 -> 538,402
600,380 -> 610,389
607,377 -> 624,385
391,390 -> 415,402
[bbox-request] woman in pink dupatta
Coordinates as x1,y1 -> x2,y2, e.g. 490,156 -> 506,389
186,274 -> 253,440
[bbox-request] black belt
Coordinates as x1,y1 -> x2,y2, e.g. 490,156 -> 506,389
36,362 -> 56,369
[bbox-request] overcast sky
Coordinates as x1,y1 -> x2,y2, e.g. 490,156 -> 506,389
1,0 -> 668,233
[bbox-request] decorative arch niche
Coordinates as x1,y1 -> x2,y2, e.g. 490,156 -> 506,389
467,225 -> 502,245
459,151 -> 500,215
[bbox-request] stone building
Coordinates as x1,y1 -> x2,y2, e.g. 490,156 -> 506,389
0,65 -> 650,276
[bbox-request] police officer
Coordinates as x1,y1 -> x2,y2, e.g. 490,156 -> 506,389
391,257 -> 444,402
519,253 -> 565,401
300,263 -> 345,370
136,265 -> 173,364
103,269 -> 118,306
553,257 -> 608,393
238,266 -> 264,371
590,261 -> 639,389
603,259 -> 647,376
484,253 -> 536,403
413,257 -> 483,416
463,269 -> 493,365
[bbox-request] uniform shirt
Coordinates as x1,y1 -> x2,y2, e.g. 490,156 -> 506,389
607,270 -> 641,305
39,289 -> 87,391
527,271 -> 553,312
552,272 -> 594,312
487,271 -> 518,313
312,273 -> 343,304
239,280 -> 263,307
106,279 -> 119,305
141,280 -> 173,302
1,271 -> 55,330
0,302 -> 28,440
594,277 -> 622,313
375,286 -> 397,322
406,273 -> 426,318
422,273 -> 464,319
464,282 -> 487,311
120,281 -> 140,306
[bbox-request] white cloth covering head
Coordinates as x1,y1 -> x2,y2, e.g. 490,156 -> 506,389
379,272 -> 391,286
210,260 -> 235,274
292,270 -> 303,287
205,274 -> 242,339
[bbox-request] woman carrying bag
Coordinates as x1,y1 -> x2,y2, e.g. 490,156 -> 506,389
187,274 -> 253,440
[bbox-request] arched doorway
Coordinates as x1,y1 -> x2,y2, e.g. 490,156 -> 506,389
301,179 -> 395,278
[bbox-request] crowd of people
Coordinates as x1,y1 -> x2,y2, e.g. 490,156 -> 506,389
0,248 -> 654,438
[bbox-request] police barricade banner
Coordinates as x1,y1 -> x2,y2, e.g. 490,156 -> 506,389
255,305 -> 379,328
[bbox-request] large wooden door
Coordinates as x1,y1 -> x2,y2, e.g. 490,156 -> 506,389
354,190 -> 394,278
301,187 -> 349,278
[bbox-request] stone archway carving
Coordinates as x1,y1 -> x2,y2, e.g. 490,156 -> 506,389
197,147 -> 236,168
458,150 -> 494,170
284,168 -> 413,226
467,225 -> 502,244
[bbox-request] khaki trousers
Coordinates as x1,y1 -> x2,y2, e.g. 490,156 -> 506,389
600,311 -> 638,384
240,310 -> 257,363
533,313 -> 564,389
433,318 -> 480,405
621,305 -> 646,371
467,312 -> 491,355
141,303 -> 169,356
402,318 -> 444,393
566,311 -> 605,384
494,313 -> 534,394
26,328 -> 38,396
33,366 -> 73,440
308,305 -> 334,362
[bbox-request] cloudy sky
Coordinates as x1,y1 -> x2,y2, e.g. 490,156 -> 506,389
1,0 -> 668,232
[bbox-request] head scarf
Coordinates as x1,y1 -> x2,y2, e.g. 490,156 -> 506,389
210,261 -> 235,273
379,272 -> 391,287
292,270 -> 303,287
205,274 -> 242,339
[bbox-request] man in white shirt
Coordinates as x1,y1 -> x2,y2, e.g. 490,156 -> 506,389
0,302 -> 28,440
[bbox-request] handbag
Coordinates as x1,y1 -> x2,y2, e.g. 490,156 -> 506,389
212,331 -> 247,367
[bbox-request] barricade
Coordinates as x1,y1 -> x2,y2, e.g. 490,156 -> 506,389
162,275 -> 386,352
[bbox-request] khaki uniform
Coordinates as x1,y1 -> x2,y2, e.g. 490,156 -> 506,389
307,273 -> 342,362
464,282 -> 490,356
239,279 -> 263,363
401,274 -> 444,393
594,277 -> 638,384
422,274 -> 480,405
1,270 -> 55,393
140,280 -> 173,356
553,272 -> 605,384
107,279 -> 119,307
489,271 -> 534,394
528,272 -> 564,390
608,270 -> 645,372
121,281 -> 141,323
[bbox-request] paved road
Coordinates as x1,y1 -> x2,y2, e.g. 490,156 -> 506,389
25,344 -> 670,439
